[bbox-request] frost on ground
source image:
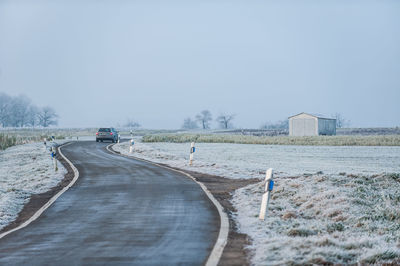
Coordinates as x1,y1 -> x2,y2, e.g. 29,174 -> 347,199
232,173 -> 400,265
0,142 -> 66,231
114,140 -> 400,178
114,140 -> 400,264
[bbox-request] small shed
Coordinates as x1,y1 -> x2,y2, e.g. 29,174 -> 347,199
289,113 -> 336,136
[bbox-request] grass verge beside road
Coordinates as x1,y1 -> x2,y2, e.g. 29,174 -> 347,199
143,133 -> 400,146
0,133 -> 65,151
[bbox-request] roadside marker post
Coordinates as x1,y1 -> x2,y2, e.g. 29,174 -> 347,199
51,147 -> 58,172
259,168 -> 274,220
189,142 -> 195,166
129,139 -> 134,153
130,130 -> 133,138
117,135 -> 120,143
43,138 -> 47,151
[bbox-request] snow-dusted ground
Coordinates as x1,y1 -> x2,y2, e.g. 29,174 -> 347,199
0,142 -> 66,231
114,140 -> 400,264
114,140 -> 400,179
232,173 -> 400,264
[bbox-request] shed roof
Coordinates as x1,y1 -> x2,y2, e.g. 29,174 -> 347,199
288,112 -> 336,120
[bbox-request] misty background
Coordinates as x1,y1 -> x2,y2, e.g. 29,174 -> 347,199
0,0 -> 399,129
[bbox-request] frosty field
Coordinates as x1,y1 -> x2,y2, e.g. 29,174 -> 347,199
233,173 -> 400,264
0,142 -> 66,231
114,140 -> 400,264
114,141 -> 400,179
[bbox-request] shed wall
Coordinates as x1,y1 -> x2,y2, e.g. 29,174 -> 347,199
289,117 -> 318,136
317,118 -> 336,135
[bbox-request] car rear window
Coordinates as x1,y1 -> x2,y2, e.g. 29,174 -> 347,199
98,128 -> 111,132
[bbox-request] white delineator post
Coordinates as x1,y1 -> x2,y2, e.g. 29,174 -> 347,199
117,134 -> 120,143
51,147 -> 58,171
43,138 -> 47,151
259,168 -> 274,220
189,142 -> 195,166
129,139 -> 134,153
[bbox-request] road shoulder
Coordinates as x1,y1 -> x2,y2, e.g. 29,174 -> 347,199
0,143 -> 75,235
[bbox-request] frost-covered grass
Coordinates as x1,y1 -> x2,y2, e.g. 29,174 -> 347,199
0,128 -> 186,150
0,133 -> 66,151
0,142 -> 66,230
0,128 -> 88,148
114,141 -> 400,178
0,128 -> 69,151
142,133 -> 400,146
232,173 -> 400,265
114,140 -> 400,264
117,128 -> 184,136
0,134 -> 17,150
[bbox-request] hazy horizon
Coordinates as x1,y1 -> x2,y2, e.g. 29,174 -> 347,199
1,0 -> 399,129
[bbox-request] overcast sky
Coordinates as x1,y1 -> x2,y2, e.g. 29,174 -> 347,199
0,0 -> 399,129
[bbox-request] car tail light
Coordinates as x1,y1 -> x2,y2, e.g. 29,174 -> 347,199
110,132 -> 113,135
96,132 -> 98,135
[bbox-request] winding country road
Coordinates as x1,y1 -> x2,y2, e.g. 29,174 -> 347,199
0,141 -> 219,265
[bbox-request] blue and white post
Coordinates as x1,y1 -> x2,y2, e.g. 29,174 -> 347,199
51,147 -> 58,172
129,139 -> 134,153
189,142 -> 195,166
259,168 -> 274,220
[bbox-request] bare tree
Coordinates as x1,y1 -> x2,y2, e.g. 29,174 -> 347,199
216,113 -> 235,129
182,117 -> 198,129
26,105 -> 39,127
333,113 -> 350,128
38,106 -> 58,127
124,119 -> 141,128
10,95 -> 31,127
195,110 -> 212,129
0,93 -> 57,128
0,93 -> 11,127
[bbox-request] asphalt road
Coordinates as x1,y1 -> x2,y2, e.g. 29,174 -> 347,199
0,141 -> 219,265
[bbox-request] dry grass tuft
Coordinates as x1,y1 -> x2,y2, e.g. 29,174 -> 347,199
287,228 -> 317,237
282,211 -> 297,220
361,251 -> 398,264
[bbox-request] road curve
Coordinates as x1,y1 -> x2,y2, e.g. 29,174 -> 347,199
0,141 -> 219,265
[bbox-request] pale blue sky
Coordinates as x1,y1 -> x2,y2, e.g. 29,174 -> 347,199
0,0 -> 399,128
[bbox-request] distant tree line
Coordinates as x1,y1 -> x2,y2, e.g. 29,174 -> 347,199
182,110 -> 349,130
182,110 -> 236,130
183,109 -> 288,130
260,120 -> 289,130
0,92 -> 58,128
124,119 -> 141,129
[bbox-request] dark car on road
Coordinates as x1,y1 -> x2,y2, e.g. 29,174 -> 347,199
96,128 -> 119,143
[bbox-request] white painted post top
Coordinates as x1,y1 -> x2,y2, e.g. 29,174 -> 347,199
265,168 -> 273,180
